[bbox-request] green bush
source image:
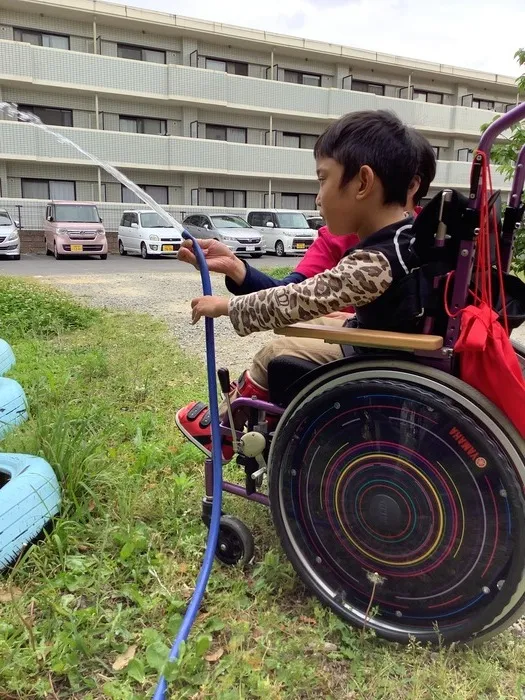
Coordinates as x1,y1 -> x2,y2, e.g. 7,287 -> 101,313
0,276 -> 98,342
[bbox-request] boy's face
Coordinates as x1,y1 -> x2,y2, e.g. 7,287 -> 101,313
316,157 -> 361,235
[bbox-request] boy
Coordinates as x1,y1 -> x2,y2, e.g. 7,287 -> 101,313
177,110 -> 421,458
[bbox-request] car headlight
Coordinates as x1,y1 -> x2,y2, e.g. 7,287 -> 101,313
7,229 -> 19,241
149,234 -> 160,241
95,228 -> 104,235
57,228 -> 68,234
222,236 -> 238,243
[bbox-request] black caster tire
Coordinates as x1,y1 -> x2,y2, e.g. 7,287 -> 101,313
100,254 -> 108,260
215,515 -> 254,566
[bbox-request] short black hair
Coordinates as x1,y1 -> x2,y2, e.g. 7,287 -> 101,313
410,129 -> 437,204
314,110 -> 419,206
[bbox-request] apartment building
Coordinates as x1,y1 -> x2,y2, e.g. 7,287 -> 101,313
0,0 -> 521,229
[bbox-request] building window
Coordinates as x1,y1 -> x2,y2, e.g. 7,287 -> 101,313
119,116 -> 167,135
205,58 -> 248,76
457,148 -> 474,163
206,189 -> 246,208
21,178 -> 76,200
14,28 -> 70,50
121,185 -> 169,205
18,104 -> 73,127
282,132 -> 318,149
351,80 -> 385,96
472,97 -> 495,111
432,146 -> 441,159
413,89 -> 444,104
283,70 -> 321,87
117,43 -> 166,64
281,193 -> 317,210
205,124 -> 247,143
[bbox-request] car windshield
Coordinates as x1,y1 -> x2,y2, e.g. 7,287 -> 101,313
276,213 -> 309,229
211,215 -> 250,229
140,212 -> 173,228
0,211 -> 12,226
54,205 -> 100,223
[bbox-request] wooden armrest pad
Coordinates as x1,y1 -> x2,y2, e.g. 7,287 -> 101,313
274,323 -> 443,352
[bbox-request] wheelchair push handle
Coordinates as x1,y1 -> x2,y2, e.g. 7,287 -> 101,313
477,102 -> 525,158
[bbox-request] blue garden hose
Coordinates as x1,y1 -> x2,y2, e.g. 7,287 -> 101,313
152,230 -> 224,699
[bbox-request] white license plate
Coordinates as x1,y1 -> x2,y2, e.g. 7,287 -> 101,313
246,245 -> 256,251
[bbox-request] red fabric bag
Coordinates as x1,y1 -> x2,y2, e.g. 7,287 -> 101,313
453,153 -> 525,437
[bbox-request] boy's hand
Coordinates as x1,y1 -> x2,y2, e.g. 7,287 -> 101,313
178,239 -> 247,284
325,311 -> 355,321
191,296 -> 230,324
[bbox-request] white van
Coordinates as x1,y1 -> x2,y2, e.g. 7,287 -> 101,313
246,210 -> 316,257
118,210 -> 183,258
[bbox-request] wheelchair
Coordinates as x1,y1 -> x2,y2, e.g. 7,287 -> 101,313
194,104 -> 525,646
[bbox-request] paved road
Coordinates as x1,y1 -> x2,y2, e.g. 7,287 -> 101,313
0,253 -> 302,277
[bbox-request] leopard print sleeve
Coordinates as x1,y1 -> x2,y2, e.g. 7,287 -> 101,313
228,249 -> 392,336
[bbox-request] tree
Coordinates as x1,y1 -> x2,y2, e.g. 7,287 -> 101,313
483,50 -> 525,271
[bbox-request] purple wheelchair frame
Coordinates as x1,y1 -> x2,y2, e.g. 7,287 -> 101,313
203,103 -> 525,511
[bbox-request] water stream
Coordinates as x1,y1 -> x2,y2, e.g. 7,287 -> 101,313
0,101 -> 185,232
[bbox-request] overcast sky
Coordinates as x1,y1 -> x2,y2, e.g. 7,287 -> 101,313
112,0 -> 524,77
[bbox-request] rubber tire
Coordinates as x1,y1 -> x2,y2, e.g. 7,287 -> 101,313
53,243 -> 63,260
251,253 -> 263,259
275,240 -> 286,257
140,243 -> 150,260
11,255 -> 20,261
268,359 -> 525,646
100,254 -> 107,260
118,240 -> 127,256
45,243 -> 52,256
215,515 -> 255,567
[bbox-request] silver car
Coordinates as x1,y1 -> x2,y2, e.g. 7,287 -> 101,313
182,214 -> 265,258
0,209 -> 21,260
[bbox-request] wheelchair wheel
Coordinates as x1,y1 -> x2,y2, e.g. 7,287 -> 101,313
268,360 -> 525,645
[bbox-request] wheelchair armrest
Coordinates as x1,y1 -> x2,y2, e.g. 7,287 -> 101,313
274,323 -> 443,352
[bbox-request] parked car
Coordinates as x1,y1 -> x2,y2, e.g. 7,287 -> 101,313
246,210 -> 316,256
0,209 -> 21,260
182,214 -> 265,258
118,210 -> 185,258
44,201 -> 108,260
306,215 -> 324,231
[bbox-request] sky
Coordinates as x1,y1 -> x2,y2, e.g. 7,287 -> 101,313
111,0 -> 525,77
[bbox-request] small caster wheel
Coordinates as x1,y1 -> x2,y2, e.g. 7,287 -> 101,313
215,515 -> 254,566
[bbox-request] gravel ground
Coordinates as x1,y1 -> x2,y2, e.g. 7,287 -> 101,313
41,269 -> 272,378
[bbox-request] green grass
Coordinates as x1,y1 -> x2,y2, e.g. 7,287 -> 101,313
1,276 -> 525,699
266,266 -> 294,279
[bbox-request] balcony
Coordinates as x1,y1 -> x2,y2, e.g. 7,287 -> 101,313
0,122 -> 510,190
0,40 -> 505,139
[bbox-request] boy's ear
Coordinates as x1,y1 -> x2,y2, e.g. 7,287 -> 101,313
355,165 -> 376,200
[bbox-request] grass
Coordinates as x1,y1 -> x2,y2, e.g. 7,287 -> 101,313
1,276 -> 525,698
266,266 -> 294,279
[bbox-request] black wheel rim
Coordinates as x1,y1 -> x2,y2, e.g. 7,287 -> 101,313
217,527 -> 245,565
271,372 -> 525,642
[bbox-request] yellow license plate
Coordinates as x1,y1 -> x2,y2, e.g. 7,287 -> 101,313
71,244 -> 83,252
162,245 -> 174,252
296,243 -> 306,250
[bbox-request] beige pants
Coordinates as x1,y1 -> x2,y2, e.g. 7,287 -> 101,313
249,316 -> 345,389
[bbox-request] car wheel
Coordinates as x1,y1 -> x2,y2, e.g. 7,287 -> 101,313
54,243 -> 63,260
11,255 -> 21,261
45,239 -> 52,256
251,253 -> 263,258
118,240 -> 127,256
140,243 -> 149,260
100,254 -> 108,260
275,240 -> 286,257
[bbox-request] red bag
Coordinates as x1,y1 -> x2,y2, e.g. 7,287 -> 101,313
453,152 -> 525,437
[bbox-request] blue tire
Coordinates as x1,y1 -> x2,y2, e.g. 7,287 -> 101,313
0,339 -> 15,376
0,453 -> 61,569
0,377 -> 28,439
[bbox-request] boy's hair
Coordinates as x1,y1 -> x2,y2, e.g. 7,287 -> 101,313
314,110 -> 418,206
410,129 -> 437,204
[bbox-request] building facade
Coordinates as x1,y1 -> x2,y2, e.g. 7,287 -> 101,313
0,0 -> 522,229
